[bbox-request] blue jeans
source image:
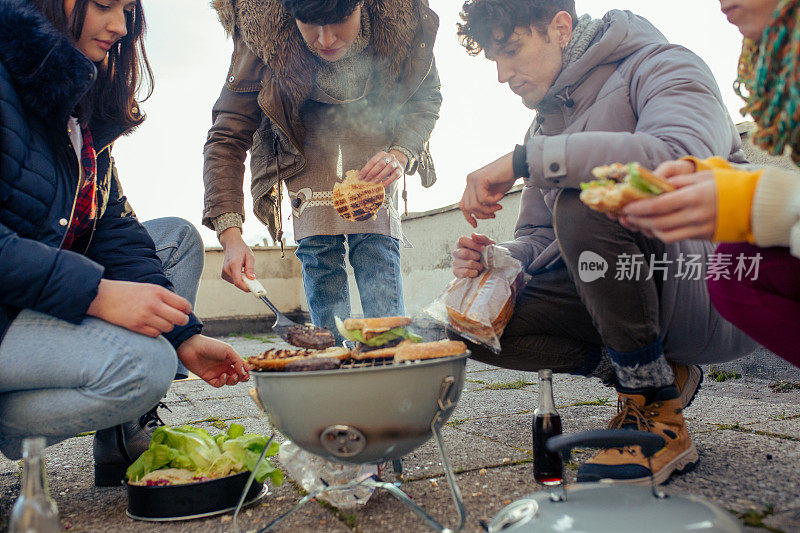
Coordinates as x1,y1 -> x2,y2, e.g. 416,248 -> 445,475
0,217 -> 203,459
295,234 -> 404,341
143,217 -> 205,379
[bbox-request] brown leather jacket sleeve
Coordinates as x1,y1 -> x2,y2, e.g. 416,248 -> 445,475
202,34 -> 264,230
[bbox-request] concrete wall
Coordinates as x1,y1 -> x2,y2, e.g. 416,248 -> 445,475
195,247 -> 308,322
195,188 -> 523,324
198,122 -> 798,323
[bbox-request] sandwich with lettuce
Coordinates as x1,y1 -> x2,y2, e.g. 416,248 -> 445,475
125,424 -> 282,487
336,316 -> 422,357
580,163 -> 675,215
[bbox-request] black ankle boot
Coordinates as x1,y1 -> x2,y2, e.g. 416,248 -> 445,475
93,402 -> 169,486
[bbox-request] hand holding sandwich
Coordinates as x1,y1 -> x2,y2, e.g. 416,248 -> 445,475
620,160 -> 717,243
452,233 -> 495,278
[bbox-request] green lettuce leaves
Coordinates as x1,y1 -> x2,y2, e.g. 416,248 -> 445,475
579,179 -> 615,190
627,165 -> 664,195
125,424 -> 282,486
335,316 -> 422,347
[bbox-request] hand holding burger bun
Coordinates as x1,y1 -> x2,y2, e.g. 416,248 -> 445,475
333,170 -> 386,222
580,163 -> 676,215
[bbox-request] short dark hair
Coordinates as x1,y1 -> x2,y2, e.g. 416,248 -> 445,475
458,0 -> 577,56
282,0 -> 362,25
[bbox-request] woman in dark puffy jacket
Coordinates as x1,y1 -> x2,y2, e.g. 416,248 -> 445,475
0,0 -> 249,485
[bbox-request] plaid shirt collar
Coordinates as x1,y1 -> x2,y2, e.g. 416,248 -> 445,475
61,125 -> 98,251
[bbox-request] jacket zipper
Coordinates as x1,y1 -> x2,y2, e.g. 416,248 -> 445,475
253,104 -> 307,229
79,141 -> 113,253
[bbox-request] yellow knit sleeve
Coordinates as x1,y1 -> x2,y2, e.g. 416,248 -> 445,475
681,156 -> 733,172
713,167 -> 764,243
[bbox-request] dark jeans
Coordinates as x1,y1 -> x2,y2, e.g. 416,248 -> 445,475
554,190 -> 666,353
708,243 -> 800,368
468,190 -> 668,371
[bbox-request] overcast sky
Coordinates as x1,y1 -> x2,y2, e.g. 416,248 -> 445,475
113,0 -> 745,247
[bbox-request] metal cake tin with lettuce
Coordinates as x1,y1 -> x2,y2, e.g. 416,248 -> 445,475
126,471 -> 265,521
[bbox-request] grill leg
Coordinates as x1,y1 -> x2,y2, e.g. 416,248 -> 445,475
432,412 -> 467,532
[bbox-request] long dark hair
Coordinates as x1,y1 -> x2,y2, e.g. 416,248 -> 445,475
31,0 -> 154,131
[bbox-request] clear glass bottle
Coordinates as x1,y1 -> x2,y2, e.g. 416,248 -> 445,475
10,437 -> 61,533
532,369 -> 563,485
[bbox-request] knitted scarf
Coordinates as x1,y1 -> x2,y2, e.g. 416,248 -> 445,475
562,14 -> 604,66
309,9 -> 373,101
735,0 -> 800,163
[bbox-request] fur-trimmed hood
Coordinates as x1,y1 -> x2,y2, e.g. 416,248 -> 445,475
0,0 -> 96,128
211,0 -> 423,112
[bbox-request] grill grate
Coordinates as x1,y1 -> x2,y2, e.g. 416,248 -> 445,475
339,357 -> 397,369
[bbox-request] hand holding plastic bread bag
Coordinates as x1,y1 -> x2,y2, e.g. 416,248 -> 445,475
425,238 -> 528,352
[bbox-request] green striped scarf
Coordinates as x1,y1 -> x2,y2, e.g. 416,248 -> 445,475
736,0 -> 800,164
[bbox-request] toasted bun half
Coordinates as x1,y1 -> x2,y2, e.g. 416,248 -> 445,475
343,316 -> 412,331
315,346 -> 352,360
395,340 -> 467,361
333,170 -> 385,222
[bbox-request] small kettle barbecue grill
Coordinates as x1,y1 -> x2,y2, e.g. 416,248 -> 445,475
235,350 -> 471,532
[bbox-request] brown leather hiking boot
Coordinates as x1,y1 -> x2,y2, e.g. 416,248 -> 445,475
670,362 -> 703,409
577,386 -> 698,485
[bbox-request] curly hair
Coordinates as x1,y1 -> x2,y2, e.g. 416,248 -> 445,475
736,0 -> 800,164
457,0 -> 577,56
282,0 -> 362,25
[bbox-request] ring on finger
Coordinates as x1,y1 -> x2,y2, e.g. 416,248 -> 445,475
383,157 -> 391,164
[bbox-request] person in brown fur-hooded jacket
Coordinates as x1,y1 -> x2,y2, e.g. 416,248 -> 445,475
203,0 -> 441,339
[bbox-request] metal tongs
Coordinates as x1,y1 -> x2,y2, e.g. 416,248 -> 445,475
242,277 -> 305,343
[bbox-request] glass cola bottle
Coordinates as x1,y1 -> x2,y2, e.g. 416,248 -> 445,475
10,437 -> 61,533
532,369 -> 563,485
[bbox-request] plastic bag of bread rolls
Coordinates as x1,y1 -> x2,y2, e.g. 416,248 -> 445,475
424,245 -> 528,353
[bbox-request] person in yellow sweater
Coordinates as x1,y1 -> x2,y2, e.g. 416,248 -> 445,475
619,0 -> 800,366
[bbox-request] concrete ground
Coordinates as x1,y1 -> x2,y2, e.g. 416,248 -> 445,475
2,335 -> 799,532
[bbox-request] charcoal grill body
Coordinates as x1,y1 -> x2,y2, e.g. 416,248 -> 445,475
245,353 -> 470,532
252,353 -> 468,464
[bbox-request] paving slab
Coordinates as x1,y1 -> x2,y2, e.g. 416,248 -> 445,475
669,429 -> 800,514
353,462 -> 537,533
399,426 -> 529,481
0,466 -> 348,533
749,415 -> 800,438
456,407 -> 615,454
